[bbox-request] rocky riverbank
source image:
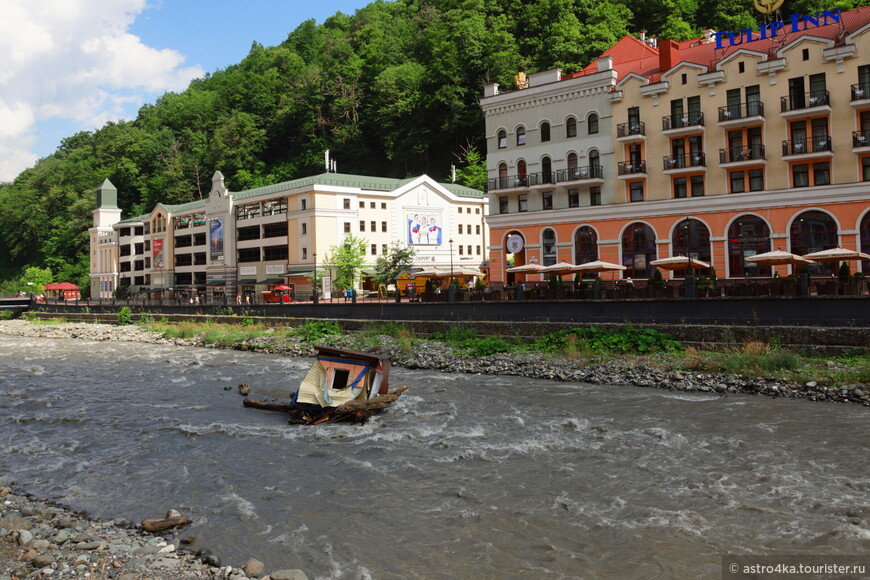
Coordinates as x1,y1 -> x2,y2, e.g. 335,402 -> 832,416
0,319 -> 867,406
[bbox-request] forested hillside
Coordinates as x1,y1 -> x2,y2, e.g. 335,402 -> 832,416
0,0 -> 854,293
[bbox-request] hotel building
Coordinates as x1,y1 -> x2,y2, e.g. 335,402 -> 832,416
89,171 -> 487,302
482,6 -> 870,283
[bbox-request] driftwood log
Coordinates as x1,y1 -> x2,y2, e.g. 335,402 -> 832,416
243,386 -> 410,425
141,515 -> 192,532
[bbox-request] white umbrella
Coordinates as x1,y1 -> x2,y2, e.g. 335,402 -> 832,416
410,267 -> 450,278
745,250 -> 815,266
650,256 -> 711,270
571,260 -> 627,273
453,266 -> 485,277
506,263 -> 545,273
801,247 -> 870,262
540,261 -> 578,275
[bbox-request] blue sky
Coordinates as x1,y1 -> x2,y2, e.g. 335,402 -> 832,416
0,0 -> 373,182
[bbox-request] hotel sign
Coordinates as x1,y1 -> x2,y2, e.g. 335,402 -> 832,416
713,8 -> 841,49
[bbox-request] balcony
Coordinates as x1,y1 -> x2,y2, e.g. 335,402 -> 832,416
617,160 -> 647,178
719,145 -> 766,165
782,135 -> 832,158
853,131 -> 870,150
718,101 -> 764,128
851,83 -> 870,108
662,112 -> 704,136
555,165 -> 604,184
663,152 -> 706,172
487,174 -> 529,191
616,121 -> 645,143
780,90 -> 831,119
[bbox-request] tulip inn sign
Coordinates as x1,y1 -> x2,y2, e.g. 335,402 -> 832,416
713,8 -> 841,49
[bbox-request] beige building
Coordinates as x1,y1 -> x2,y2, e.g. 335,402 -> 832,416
90,171 -> 487,302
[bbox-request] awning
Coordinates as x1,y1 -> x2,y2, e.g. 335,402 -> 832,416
206,280 -> 226,287
258,277 -> 284,284
236,278 -> 258,284
360,268 -> 377,276
282,269 -> 314,277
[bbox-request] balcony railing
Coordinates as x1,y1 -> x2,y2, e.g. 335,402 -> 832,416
663,152 -> 706,170
782,135 -> 832,156
780,90 -> 830,112
852,131 -> 869,148
527,171 -> 556,186
487,174 -> 529,191
617,122 -> 645,137
618,160 -> 647,175
851,83 -> 870,101
718,101 -> 764,122
662,112 -> 704,131
719,144 -> 766,164
555,165 -> 603,182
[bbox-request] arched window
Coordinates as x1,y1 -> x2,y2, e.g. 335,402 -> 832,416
497,130 -> 507,149
574,227 -> 598,276
567,152 -> 578,175
516,126 -> 526,146
540,122 -> 551,142
588,149 -> 600,178
728,216 -> 772,277
622,223 -> 657,278
861,212 -> 870,274
566,117 -> 577,138
498,163 -> 508,189
542,156 -> 552,183
542,228 -> 557,266
517,160 -> 527,186
588,113 -> 599,134
672,218 -> 712,276
790,211 -> 838,275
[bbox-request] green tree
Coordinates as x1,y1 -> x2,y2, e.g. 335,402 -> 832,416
328,234 -> 367,291
374,242 -> 417,289
20,266 -> 54,294
454,144 -> 487,191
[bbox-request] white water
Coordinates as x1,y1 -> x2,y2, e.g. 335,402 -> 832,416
0,335 -> 868,579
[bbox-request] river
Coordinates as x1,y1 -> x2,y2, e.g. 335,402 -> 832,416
0,334 -> 867,579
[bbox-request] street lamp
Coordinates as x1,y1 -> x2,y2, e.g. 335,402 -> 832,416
682,217 -> 696,298
312,252 -> 318,304
26,282 -> 33,303
449,238 -> 454,286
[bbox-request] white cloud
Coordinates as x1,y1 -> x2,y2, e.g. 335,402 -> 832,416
0,0 -> 204,182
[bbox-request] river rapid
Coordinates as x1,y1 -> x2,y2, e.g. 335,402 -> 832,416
0,334 -> 867,579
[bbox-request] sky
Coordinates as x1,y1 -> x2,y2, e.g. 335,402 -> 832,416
0,0 -> 373,182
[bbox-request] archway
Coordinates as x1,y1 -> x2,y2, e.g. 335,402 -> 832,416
728,215 -> 772,277
622,223 -> 657,278
790,210 -> 838,276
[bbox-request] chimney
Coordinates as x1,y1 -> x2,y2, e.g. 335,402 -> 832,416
640,31 -> 647,42
659,39 -> 679,72
702,29 -> 715,43
597,56 -> 613,71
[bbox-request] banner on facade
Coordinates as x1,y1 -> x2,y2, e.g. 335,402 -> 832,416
210,218 -> 224,261
407,211 -> 443,245
153,238 -> 165,269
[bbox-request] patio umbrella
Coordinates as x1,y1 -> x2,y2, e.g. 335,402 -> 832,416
744,250 -> 815,266
506,263 -> 545,273
801,247 -> 870,262
540,261 -> 578,275
410,267 -> 450,278
649,256 -> 711,270
571,260 -> 627,273
453,266 -> 485,277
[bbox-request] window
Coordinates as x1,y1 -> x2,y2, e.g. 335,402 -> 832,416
175,254 -> 193,268
588,113 -> 599,134
802,48 -> 809,60
381,202 -> 387,209
540,122 -> 551,142
542,191 -> 553,210
566,117 -> 577,138
343,199 -> 350,209
691,175 -> 705,197
371,221 -> 376,232
371,244 -> 377,255
302,248 -> 308,260
467,245 -> 471,255
589,150 -> 600,176
516,126 -> 526,146
498,130 -> 507,148
381,221 -> 387,232
542,228 -> 557,266
194,233 -> 206,246
476,246 -> 481,255
518,194 -> 528,212
681,73 -> 687,84
264,222 -> 288,238
360,220 -> 366,231
591,187 -> 601,206
459,245 -> 464,255
793,164 -> 810,187
738,61 -> 745,73
344,222 -> 351,233
629,181 -> 644,202
499,196 -> 509,214
370,202 -> 376,209
813,162 -> 830,185
238,248 -> 260,263
301,199 -> 307,210
730,171 -> 745,194
863,157 -> 870,181
458,224 -> 463,234
264,245 -> 289,261
674,177 -> 687,198
749,169 -> 764,191
360,201 -> 365,208
301,223 -> 307,235
568,188 -> 579,208
383,244 -> 388,255
475,208 -> 480,214
728,216 -> 772,277
476,225 -> 480,235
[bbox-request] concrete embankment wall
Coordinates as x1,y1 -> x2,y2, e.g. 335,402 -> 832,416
22,300 -> 870,354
